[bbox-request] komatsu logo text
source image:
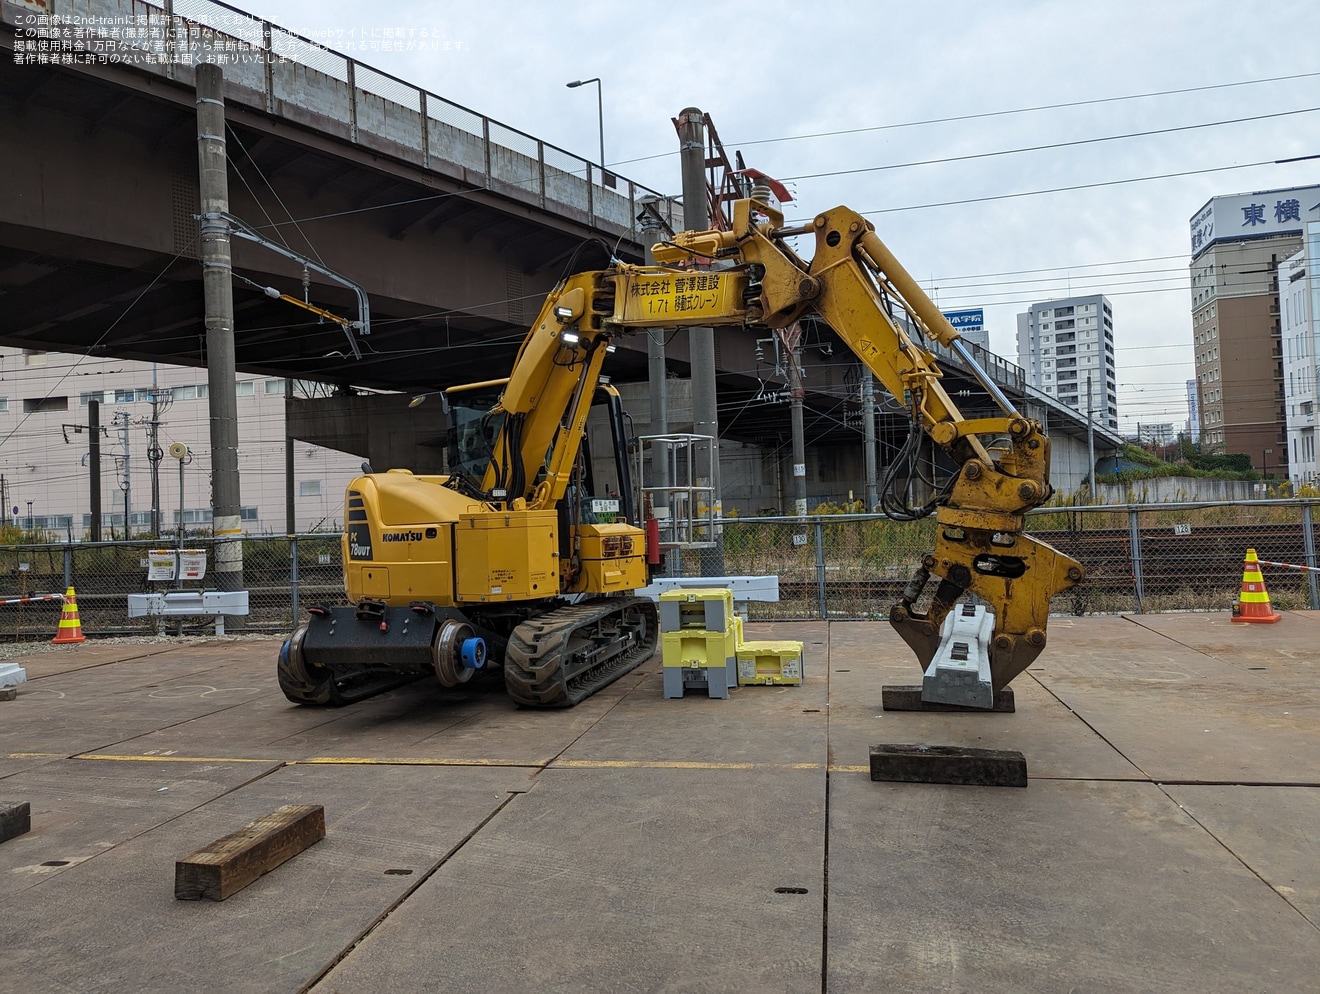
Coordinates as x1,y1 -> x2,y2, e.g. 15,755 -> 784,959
381,530 -> 424,543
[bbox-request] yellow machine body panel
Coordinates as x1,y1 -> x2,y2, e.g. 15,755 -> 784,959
343,470 -> 478,607
454,510 -> 559,603
567,521 -> 648,595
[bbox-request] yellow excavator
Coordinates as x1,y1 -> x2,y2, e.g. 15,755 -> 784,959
277,195 -> 1084,708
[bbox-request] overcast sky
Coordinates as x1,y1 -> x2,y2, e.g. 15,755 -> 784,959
236,0 -> 1320,432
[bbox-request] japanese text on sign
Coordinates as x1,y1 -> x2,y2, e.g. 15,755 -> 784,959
621,272 -> 734,322
147,550 -> 207,582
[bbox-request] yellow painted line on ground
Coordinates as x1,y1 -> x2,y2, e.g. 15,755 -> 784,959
74,753 -> 278,764
552,759 -> 825,772
54,753 -> 876,773
294,756 -> 540,768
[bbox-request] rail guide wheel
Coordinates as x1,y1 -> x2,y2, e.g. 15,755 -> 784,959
432,619 -> 487,687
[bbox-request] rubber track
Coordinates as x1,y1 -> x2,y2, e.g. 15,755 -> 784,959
503,596 -> 658,708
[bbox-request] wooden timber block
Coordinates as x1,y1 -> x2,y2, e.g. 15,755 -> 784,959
175,804 -> 325,901
869,744 -> 1028,787
0,688 -> 16,702
881,685 -> 1015,713
0,801 -> 31,843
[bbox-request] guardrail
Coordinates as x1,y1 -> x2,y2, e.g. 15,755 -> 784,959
7,0 -> 682,237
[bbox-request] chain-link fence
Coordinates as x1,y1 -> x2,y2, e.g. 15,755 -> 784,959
661,499 -> 1320,620
0,500 -> 1314,641
0,534 -> 347,640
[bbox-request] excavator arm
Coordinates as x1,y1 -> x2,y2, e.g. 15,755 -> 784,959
474,196 -> 1083,698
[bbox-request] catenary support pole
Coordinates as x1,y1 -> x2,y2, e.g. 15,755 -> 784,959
862,367 -> 878,511
638,197 -> 671,531
789,343 -> 807,517
1087,374 -> 1096,500
285,379 -> 295,536
88,400 -> 102,542
196,63 -> 244,599
677,107 -> 722,572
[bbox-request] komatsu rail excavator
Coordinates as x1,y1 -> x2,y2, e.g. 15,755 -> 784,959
277,194 -> 1084,709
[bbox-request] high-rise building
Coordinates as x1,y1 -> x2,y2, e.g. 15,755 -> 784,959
1189,185 -> 1320,476
1280,217 -> 1320,489
1015,295 -> 1117,430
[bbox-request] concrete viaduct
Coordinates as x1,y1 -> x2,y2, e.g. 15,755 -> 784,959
0,0 -> 1116,510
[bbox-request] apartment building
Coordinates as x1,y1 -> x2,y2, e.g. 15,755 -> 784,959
1014,294 -> 1118,430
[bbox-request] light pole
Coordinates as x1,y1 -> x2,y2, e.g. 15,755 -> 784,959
565,77 -> 604,177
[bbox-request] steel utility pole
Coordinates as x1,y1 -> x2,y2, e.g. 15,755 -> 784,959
285,378 -> 295,535
862,367 -> 878,511
89,400 -> 102,541
197,62 -> 244,596
1087,374 -> 1096,500
788,337 -> 807,518
114,409 -> 131,537
638,196 -> 670,524
677,107 -> 722,572
147,381 -> 165,537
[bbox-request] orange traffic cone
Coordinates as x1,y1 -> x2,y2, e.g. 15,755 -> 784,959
51,586 -> 86,644
1230,549 -> 1282,624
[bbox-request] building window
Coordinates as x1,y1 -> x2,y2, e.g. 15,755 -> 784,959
172,385 -> 209,401
299,480 -> 321,497
265,380 -> 286,396
23,397 -> 68,413
236,381 -> 255,397
241,506 -> 259,521
114,389 -> 137,403
0,398 -> 7,413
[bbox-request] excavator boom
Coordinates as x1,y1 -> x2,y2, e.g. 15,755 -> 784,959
279,194 -> 1083,711
497,195 -> 1084,694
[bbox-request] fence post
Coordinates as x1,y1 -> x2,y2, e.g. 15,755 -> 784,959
63,542 -> 72,590
289,534 -> 300,629
1127,506 -> 1144,613
1304,503 -> 1319,610
814,519 -> 827,620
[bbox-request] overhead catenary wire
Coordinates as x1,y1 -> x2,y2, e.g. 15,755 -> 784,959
778,106 -> 1320,184
606,69 -> 1320,167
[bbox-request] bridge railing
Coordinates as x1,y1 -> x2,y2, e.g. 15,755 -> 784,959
15,0 -> 682,238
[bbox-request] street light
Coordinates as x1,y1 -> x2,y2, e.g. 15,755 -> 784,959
565,77 -> 606,182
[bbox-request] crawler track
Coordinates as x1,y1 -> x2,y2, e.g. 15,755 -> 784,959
502,596 -> 658,708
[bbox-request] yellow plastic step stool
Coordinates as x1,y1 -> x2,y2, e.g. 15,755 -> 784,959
659,587 -> 734,634
736,640 -> 805,686
661,627 -> 739,699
